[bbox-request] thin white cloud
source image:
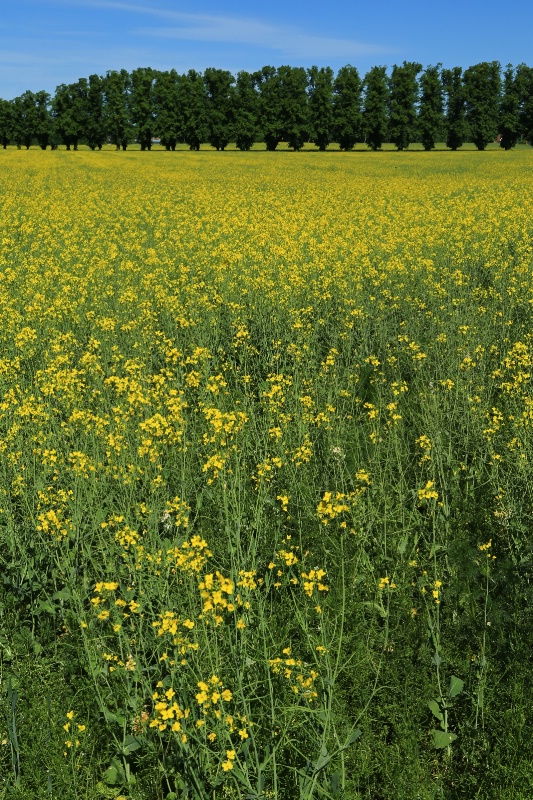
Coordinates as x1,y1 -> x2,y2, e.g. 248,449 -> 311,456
76,0 -> 391,59
0,50 -> 75,67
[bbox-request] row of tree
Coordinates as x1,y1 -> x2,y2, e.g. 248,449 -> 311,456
1,62 -> 532,152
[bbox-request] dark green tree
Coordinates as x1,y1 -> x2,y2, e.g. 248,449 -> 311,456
179,70 -> 208,150
52,79 -> 88,150
86,74 -> 106,150
278,66 -> 309,150
516,63 -> 533,145
11,91 -> 47,149
388,61 -> 422,150
103,69 -> 132,150
418,64 -> 443,150
257,66 -> 284,150
154,69 -> 181,150
332,64 -> 362,151
257,66 -> 309,150
0,99 -> 12,148
308,65 -> 334,150
129,67 -> 155,150
10,94 -> 30,148
363,66 -> 389,150
34,91 -> 52,149
463,61 -> 502,150
232,71 -> 259,151
442,67 -> 467,150
204,68 -> 235,150
498,65 -> 521,150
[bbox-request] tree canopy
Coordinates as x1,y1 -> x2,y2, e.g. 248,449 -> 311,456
1,61 -> 532,151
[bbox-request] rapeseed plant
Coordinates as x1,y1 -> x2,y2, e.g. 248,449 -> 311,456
1,148 -> 533,798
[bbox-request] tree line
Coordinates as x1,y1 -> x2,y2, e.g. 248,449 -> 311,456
1,62 -> 532,152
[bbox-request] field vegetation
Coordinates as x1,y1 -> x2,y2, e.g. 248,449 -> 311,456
1,148 -> 533,799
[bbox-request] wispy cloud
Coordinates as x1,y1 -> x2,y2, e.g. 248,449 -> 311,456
78,0 -> 391,59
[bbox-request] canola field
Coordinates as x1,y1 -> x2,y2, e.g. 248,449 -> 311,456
1,148 -> 533,799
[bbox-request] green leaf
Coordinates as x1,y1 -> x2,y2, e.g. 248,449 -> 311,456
36,600 -> 55,616
314,748 -> 332,773
397,534 -> 409,555
432,729 -> 457,749
330,770 -> 340,798
103,765 -> 119,786
449,675 -> 464,698
231,765 -> 247,784
428,700 -> 444,723
363,601 -> 388,618
103,709 -> 126,726
259,744 -> 271,770
53,587 -> 71,601
343,728 -> 362,748
122,734 -> 142,755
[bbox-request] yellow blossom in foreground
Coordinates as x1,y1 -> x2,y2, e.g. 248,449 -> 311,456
418,481 -> 439,501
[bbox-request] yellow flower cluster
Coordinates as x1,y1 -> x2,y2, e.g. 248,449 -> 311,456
269,648 -> 319,702
63,710 -> 86,754
91,581 -> 140,625
150,687 -> 190,737
316,491 -> 352,524
152,611 -> 199,657
166,535 -> 213,574
301,569 -> 329,597
198,571 -> 247,626
417,481 -> 439,502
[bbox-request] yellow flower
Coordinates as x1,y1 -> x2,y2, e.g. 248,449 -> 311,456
418,481 -> 439,501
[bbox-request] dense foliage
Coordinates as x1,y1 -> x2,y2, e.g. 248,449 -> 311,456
1,149 -> 533,799
1,61 -> 533,150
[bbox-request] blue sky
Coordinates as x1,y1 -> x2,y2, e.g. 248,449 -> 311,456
1,0 -> 532,98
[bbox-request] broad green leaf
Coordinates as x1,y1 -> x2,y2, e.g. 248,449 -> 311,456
449,675 -> 464,698
122,734 -> 142,755
397,534 -> 409,555
36,600 -> 55,615
103,765 -> 119,785
428,700 -> 444,723
103,709 -> 126,726
432,729 -> 457,749
53,587 -> 71,601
